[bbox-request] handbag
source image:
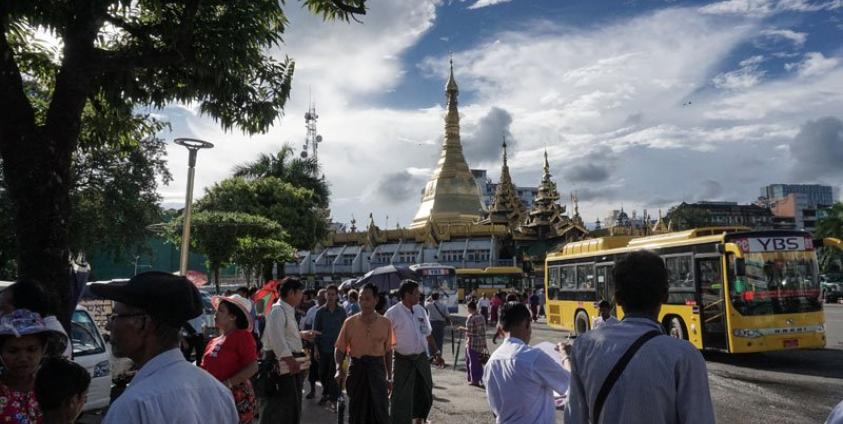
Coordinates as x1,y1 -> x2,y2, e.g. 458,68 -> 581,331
253,351 -> 282,397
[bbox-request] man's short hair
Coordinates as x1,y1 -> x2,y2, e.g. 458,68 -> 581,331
499,301 -> 531,332
361,283 -> 378,298
236,286 -> 249,296
279,278 -> 304,298
598,300 -> 612,309
467,300 -> 477,311
431,292 -> 440,301
348,289 -> 359,301
398,280 -> 419,300
326,284 -> 339,293
35,357 -> 91,411
613,250 -> 668,313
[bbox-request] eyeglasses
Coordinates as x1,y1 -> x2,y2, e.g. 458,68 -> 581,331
107,313 -> 146,323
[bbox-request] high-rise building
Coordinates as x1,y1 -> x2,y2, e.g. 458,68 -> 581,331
762,184 -> 834,207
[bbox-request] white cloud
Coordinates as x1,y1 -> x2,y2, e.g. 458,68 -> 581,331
699,0 -> 843,17
467,0 -> 513,9
785,52 -> 840,77
713,58 -> 766,90
759,28 -> 808,46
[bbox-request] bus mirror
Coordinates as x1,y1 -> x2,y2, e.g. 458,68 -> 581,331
821,237 -> 843,251
723,242 -> 744,259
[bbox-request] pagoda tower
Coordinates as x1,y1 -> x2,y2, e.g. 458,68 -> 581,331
518,150 -> 570,240
410,59 -> 485,229
485,136 -> 527,228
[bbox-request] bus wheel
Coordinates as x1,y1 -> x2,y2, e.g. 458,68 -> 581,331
574,311 -> 590,336
666,316 -> 686,340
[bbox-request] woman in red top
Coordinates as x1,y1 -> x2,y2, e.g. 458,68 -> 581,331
202,295 -> 258,424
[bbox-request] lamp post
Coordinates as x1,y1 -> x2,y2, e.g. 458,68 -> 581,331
175,138 -> 214,276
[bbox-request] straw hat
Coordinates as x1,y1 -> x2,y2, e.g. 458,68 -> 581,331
211,295 -> 254,332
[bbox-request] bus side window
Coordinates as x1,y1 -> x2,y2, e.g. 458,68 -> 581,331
548,266 -> 560,300
665,255 -> 695,304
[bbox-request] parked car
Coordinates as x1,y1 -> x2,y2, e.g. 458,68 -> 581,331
71,305 -> 112,412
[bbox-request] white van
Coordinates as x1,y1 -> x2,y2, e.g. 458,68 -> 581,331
70,305 -> 112,412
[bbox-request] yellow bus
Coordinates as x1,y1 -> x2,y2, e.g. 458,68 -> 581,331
456,266 -> 526,301
545,227 -> 842,353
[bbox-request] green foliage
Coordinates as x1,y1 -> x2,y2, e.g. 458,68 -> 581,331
233,236 -> 295,285
196,176 -> 327,250
232,144 -> 330,208
816,203 -> 843,273
666,206 -> 713,230
165,211 -> 289,287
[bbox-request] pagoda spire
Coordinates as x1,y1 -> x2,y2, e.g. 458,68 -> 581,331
410,58 -> 484,229
486,134 -> 526,228
518,149 -> 571,240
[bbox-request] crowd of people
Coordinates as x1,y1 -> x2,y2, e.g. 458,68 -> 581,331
4,250 -> 843,424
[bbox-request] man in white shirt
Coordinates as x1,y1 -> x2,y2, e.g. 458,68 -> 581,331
385,280 -> 446,424
564,251 -> 715,424
484,301 -> 570,424
91,272 -> 238,424
591,300 -> 619,330
261,278 -> 317,424
425,292 -> 451,358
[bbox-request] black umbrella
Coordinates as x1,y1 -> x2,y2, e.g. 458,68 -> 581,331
354,265 -> 418,293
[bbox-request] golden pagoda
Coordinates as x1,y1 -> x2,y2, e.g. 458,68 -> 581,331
409,59 -> 485,229
482,136 -> 527,228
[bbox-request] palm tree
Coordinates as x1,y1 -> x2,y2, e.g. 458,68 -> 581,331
233,144 -> 330,208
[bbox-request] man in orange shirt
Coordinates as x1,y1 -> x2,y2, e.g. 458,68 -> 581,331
335,283 -> 394,424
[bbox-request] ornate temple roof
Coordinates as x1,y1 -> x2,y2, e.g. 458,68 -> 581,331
410,60 -> 485,229
517,150 -> 587,241
483,137 -> 527,228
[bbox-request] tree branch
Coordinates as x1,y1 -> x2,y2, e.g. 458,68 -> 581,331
0,13 -> 37,150
331,0 -> 366,15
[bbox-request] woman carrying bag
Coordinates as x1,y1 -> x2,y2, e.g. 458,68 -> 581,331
458,300 -> 488,387
202,295 -> 259,423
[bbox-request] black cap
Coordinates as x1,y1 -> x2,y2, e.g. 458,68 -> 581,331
89,271 -> 203,326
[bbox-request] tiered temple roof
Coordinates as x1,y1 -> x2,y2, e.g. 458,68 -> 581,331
516,151 -> 587,241
482,137 -> 527,228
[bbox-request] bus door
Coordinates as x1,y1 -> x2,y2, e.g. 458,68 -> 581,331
696,256 -> 727,350
595,263 -> 616,316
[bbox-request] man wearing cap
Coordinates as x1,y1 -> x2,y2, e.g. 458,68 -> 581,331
91,271 -> 238,424
260,278 -> 317,424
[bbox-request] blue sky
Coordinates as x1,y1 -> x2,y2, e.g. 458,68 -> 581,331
158,0 -> 843,229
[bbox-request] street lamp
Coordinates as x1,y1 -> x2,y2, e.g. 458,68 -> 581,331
175,137 -> 214,276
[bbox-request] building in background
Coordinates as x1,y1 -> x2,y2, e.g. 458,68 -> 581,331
762,184 -> 835,207
666,201 -> 773,230
472,168 -> 539,210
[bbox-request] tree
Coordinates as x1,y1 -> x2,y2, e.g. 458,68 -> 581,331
0,1 -> 365,328
232,236 -> 295,287
666,205 -> 713,230
166,211 -> 289,292
233,144 -> 330,208
816,203 -> 843,273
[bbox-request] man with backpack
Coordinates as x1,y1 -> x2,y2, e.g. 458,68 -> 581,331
564,250 -> 715,424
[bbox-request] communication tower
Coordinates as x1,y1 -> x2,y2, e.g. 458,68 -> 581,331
301,100 -> 323,161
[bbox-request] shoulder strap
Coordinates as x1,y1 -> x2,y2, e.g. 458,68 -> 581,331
591,330 -> 661,424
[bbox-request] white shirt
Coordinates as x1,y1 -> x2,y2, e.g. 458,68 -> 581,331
484,337 -> 570,424
564,317 -> 715,424
827,400 -> 843,424
385,302 -> 432,356
301,303 -> 322,330
103,349 -> 237,424
591,315 -> 619,330
262,299 -> 302,358
478,298 -> 491,309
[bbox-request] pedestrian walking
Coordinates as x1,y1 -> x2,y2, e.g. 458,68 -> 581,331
425,292 -> 451,358
490,292 -> 503,324
484,301 -> 570,423
478,294 -> 491,323
0,309 -> 69,423
528,290 -> 540,322
385,280 -> 446,424
302,289 -> 327,400
35,357 -> 91,424
202,294 -> 259,424
457,300 -> 487,387
334,283 -> 394,424
90,272 -> 238,424
591,300 -> 619,330
314,285 -> 347,410
344,290 -> 361,316
564,251 -> 715,424
260,278 -> 318,424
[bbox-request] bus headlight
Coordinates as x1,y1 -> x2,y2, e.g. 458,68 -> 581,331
734,329 -> 763,338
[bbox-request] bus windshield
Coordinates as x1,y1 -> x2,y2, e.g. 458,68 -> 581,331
729,251 -> 821,316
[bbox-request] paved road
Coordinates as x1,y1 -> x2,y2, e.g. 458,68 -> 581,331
303,304 -> 843,423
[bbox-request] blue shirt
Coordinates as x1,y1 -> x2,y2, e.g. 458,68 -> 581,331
564,317 -> 715,424
103,348 -> 238,424
827,400 -> 843,424
344,300 -> 361,316
314,305 -> 347,353
483,337 -> 570,424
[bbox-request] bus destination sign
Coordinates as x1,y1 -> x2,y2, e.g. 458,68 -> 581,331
736,236 -> 812,253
